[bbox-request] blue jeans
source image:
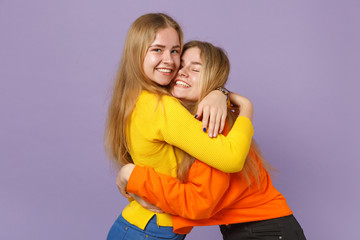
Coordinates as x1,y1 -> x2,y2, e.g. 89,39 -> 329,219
107,214 -> 186,240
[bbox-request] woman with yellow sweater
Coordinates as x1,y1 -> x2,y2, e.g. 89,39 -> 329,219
105,14 -> 254,240
117,41 -> 307,240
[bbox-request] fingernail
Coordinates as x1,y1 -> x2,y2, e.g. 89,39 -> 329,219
203,128 -> 207,133
209,133 -> 212,138
194,115 -> 198,118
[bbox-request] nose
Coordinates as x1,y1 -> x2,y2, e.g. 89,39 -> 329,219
162,50 -> 174,65
178,67 -> 188,77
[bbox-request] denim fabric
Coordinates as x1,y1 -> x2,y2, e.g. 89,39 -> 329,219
107,214 -> 186,240
219,215 -> 306,240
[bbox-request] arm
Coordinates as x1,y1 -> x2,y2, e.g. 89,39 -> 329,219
150,94 -> 253,173
123,161 -> 231,220
118,94 -> 253,219
116,164 -> 164,213
229,92 -> 253,121
118,120 -> 241,220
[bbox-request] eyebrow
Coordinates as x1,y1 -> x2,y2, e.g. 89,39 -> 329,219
181,60 -> 202,66
150,44 -> 181,49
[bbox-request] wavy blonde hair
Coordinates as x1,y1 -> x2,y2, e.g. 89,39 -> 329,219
105,13 -> 183,169
177,41 -> 273,186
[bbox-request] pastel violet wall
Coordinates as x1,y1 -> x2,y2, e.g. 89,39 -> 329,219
1,0 -> 359,239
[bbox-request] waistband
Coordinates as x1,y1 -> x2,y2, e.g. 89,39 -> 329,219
220,214 -> 297,231
118,214 -> 184,238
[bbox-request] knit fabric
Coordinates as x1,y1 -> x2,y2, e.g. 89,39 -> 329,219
127,120 -> 292,234
122,90 -> 254,230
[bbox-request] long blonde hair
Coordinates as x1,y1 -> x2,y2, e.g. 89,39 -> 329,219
105,13 -> 183,169
177,41 -> 273,186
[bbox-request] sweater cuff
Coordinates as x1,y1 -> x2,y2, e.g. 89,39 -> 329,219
127,165 -> 146,195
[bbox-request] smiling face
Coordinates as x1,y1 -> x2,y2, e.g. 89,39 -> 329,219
171,47 -> 202,103
143,27 -> 181,86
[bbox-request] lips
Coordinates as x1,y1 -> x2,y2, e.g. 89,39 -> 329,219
174,79 -> 190,88
156,68 -> 172,73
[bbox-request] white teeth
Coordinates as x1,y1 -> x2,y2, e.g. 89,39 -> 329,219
175,80 -> 190,87
157,68 -> 171,73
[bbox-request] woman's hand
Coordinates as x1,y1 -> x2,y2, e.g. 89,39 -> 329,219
196,90 -> 227,138
128,193 -> 164,213
116,164 -> 136,198
116,164 -> 164,213
229,92 -> 253,121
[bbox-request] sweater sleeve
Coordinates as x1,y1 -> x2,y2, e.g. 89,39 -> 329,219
127,160 -> 231,220
154,95 -> 254,173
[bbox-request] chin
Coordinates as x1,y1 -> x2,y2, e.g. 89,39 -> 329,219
171,89 -> 186,98
172,93 -> 182,99
156,79 -> 172,86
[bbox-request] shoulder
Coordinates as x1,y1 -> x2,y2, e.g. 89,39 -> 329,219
137,90 -> 182,110
138,90 -> 178,104
133,91 -> 183,122
135,91 -> 159,111
137,90 -> 157,103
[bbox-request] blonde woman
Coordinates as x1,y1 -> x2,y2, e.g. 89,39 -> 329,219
105,14 -> 254,240
117,41 -> 307,240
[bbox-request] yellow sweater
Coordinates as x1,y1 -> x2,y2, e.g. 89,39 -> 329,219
122,90 -> 254,230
